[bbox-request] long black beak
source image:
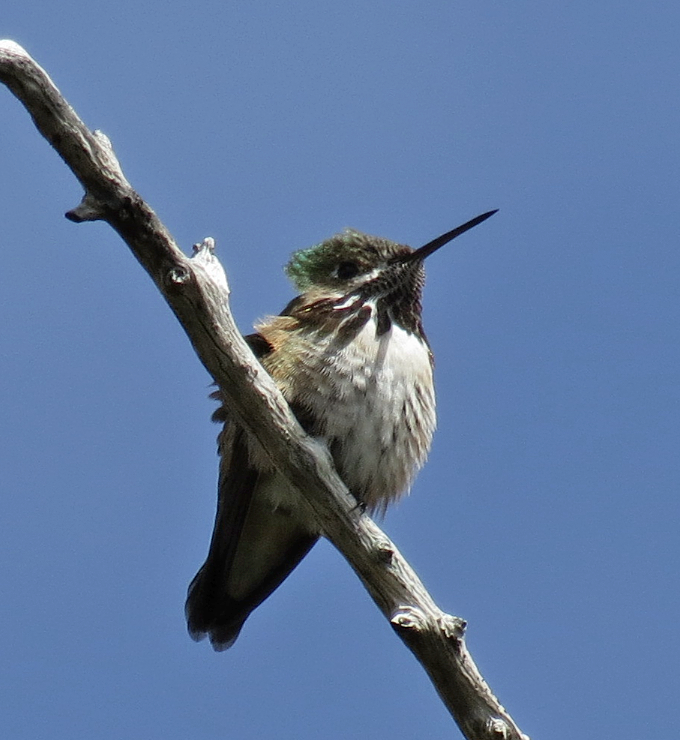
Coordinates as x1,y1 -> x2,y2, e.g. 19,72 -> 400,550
394,209 -> 498,264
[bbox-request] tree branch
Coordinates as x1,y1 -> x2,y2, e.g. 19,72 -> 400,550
0,40 -> 528,740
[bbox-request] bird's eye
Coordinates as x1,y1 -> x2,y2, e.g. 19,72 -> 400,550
336,261 -> 360,280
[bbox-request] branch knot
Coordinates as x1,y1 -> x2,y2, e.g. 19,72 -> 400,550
390,605 -> 428,634
166,265 -> 191,285
374,538 -> 395,564
440,613 -> 467,640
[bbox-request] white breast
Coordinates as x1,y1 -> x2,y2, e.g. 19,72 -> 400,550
296,313 -> 436,512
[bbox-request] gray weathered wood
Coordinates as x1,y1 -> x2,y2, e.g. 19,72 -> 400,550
0,39 -> 529,740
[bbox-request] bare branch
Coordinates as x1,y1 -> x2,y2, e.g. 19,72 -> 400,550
0,40 -> 529,740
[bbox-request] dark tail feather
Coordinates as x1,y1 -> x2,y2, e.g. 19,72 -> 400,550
185,515 -> 318,650
187,412 -> 319,650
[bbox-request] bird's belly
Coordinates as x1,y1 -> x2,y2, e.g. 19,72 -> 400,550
296,321 -> 436,512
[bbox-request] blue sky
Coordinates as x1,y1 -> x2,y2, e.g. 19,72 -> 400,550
1,3 -> 679,738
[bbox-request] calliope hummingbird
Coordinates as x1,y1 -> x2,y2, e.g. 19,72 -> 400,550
186,210 -> 497,649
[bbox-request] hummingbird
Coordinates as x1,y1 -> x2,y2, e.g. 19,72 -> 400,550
186,210 -> 497,650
